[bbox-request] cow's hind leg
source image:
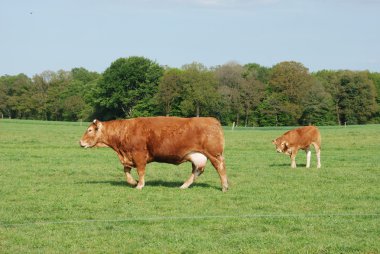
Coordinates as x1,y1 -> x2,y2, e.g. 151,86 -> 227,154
313,143 -> 321,168
124,166 -> 137,186
209,155 -> 228,192
180,163 -> 205,189
305,146 -> 311,168
180,152 -> 207,189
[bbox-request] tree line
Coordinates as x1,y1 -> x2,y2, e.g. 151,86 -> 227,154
1,56 -> 379,126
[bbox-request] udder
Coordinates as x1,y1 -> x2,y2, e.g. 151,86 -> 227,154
187,152 -> 207,168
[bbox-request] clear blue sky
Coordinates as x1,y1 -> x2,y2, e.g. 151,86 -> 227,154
1,0 -> 379,77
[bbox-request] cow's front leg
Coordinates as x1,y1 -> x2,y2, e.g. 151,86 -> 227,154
136,165 -> 146,190
290,150 -> 298,168
124,166 -> 137,186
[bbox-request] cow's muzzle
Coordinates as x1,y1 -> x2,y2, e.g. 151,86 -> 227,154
79,140 -> 88,148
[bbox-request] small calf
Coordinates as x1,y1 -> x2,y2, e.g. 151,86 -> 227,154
272,126 -> 321,168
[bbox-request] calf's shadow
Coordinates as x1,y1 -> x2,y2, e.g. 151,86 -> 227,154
269,163 -> 307,168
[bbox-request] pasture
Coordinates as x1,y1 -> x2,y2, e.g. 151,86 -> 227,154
0,119 -> 379,253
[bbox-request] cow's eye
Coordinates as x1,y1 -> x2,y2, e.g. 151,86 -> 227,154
88,129 -> 92,133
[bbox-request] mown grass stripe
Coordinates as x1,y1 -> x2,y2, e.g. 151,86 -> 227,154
2,213 -> 379,227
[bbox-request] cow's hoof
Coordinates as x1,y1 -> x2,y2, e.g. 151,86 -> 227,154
127,181 -> 138,187
179,184 -> 189,189
135,185 -> 144,190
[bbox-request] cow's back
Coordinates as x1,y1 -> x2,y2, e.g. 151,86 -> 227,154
285,126 -> 321,149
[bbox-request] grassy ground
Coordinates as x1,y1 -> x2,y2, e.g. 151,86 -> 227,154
0,119 -> 379,253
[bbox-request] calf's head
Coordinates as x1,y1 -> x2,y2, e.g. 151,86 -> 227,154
79,119 -> 104,148
272,137 -> 290,154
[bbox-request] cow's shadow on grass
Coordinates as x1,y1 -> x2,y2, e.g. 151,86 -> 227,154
80,180 -> 217,190
147,180 -> 216,190
78,180 -> 126,186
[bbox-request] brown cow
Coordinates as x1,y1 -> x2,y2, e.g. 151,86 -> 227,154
79,116 -> 228,192
272,126 -> 321,168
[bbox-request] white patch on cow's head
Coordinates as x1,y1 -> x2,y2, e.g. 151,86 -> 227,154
79,120 -> 103,148
273,138 -> 286,153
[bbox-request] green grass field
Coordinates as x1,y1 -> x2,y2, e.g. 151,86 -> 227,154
0,119 -> 379,253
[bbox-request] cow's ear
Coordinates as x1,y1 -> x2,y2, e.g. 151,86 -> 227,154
93,119 -> 102,130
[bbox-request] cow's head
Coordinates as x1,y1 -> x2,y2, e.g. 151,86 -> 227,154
272,138 -> 290,154
79,119 -> 106,148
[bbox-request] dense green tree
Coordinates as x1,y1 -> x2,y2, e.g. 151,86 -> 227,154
339,71 -> 378,124
180,62 -> 219,117
368,72 -> 380,122
244,63 -> 271,84
313,70 -> 342,124
71,67 -> 100,84
22,69 -> 99,121
1,58 -> 379,126
214,62 -> 266,126
299,79 -> 335,125
241,68 -> 266,126
214,62 -> 245,125
257,92 -> 286,126
316,70 -> 378,125
94,56 -> 163,119
65,68 -> 100,121
47,70 -> 73,120
0,74 -> 31,118
0,77 -> 9,118
267,61 -> 315,125
155,68 -> 182,116
29,72 -> 53,120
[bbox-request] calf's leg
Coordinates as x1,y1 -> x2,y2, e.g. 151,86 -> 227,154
314,144 -> 321,168
305,147 -> 311,168
290,149 -> 298,168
